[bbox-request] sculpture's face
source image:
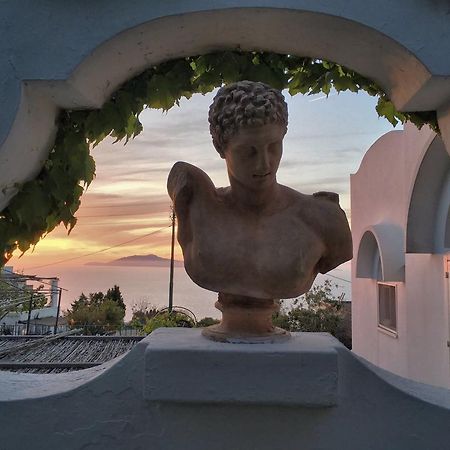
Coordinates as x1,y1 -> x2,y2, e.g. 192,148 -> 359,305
222,123 -> 285,190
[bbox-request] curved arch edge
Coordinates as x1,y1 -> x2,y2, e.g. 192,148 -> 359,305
0,7 -> 441,211
406,135 -> 450,253
356,224 -> 405,282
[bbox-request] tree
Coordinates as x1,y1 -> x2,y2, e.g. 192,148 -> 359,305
105,285 -> 126,311
70,292 -> 88,311
65,286 -> 126,335
273,280 -> 351,348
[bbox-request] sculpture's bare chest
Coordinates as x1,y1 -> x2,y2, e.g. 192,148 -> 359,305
181,194 -> 325,299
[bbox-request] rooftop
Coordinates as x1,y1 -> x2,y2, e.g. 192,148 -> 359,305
0,334 -> 143,374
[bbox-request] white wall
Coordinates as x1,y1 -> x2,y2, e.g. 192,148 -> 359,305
351,124 -> 450,389
405,254 -> 450,388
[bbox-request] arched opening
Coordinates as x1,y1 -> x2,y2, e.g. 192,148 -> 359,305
356,230 -> 382,280
356,225 -> 405,282
444,206 -> 450,249
406,136 -> 450,253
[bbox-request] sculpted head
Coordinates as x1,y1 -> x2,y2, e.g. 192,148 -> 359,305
208,81 -> 288,157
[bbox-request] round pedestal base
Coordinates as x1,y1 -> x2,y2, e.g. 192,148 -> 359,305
201,292 -> 291,344
202,324 -> 290,344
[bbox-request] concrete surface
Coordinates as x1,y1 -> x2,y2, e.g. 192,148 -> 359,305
0,329 -> 449,449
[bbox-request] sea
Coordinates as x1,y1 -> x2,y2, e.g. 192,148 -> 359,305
24,264 -> 352,321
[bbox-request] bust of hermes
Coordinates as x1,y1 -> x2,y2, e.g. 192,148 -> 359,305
168,81 -> 352,340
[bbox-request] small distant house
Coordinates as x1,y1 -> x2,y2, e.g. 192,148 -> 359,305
351,123 -> 450,389
0,266 -> 63,334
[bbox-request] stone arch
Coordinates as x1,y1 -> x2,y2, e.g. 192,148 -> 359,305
444,204 -> 450,250
406,135 -> 450,253
0,4 -> 447,211
356,224 -> 405,282
356,230 -> 382,280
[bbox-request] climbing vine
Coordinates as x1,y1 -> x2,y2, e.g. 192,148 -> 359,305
0,51 -> 440,265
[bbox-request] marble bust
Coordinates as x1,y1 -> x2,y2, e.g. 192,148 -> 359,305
168,81 -> 352,342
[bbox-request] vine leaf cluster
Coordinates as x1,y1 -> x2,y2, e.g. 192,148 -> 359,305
0,51 -> 439,266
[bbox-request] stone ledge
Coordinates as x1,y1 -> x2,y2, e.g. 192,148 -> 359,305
144,328 -> 338,407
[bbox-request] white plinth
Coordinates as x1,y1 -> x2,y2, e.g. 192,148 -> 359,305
144,328 -> 338,407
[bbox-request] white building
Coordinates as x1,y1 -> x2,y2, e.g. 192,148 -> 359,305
0,266 -> 61,333
351,123 -> 450,389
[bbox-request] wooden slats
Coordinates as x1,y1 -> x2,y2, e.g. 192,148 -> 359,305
0,335 -> 144,373
0,362 -> 101,369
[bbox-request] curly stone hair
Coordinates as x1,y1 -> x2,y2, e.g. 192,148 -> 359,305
208,80 -> 288,156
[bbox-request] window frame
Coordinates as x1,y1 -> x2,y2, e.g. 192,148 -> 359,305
377,282 -> 398,337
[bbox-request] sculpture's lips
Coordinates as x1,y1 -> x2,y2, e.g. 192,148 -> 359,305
253,172 -> 271,178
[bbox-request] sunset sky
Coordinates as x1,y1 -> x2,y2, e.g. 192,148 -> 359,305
11,88 -> 400,272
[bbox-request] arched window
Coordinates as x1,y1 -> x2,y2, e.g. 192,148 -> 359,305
356,230 -> 382,280
356,224 -> 405,282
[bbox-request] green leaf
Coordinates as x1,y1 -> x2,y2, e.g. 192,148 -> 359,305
376,98 -> 402,127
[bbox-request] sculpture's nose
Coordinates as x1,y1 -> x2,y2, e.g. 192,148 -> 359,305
256,149 -> 270,174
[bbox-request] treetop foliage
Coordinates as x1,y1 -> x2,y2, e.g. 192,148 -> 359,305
273,280 -> 351,348
66,285 -> 126,335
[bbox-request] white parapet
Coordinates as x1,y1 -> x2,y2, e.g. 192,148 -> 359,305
0,329 -> 450,449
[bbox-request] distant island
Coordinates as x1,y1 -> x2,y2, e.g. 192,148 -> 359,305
85,254 -> 184,267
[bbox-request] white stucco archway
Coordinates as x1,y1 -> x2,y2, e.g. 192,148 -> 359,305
406,135 -> 450,253
356,225 -> 405,282
1,2 -> 450,211
355,230 -> 382,280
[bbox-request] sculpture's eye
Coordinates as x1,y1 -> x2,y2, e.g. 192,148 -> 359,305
269,141 -> 281,153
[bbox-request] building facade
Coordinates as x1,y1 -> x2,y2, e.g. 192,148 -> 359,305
0,266 -> 61,334
351,123 -> 450,389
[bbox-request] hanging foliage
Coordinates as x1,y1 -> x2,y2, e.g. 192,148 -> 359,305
0,51 -> 439,266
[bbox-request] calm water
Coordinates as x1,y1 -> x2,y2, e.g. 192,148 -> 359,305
28,264 -> 351,321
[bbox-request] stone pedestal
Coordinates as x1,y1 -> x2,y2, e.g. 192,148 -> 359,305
144,328 -> 338,407
202,293 -> 290,344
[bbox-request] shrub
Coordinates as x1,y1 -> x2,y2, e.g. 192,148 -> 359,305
143,311 -> 194,334
196,317 -> 220,327
273,280 -> 351,348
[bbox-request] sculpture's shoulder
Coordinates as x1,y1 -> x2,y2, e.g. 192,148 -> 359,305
167,162 -> 217,248
287,188 -> 352,273
167,161 -> 216,204
298,190 -> 343,218
308,190 -> 349,235
309,191 -> 346,224
279,187 -> 340,216
312,191 -> 340,204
